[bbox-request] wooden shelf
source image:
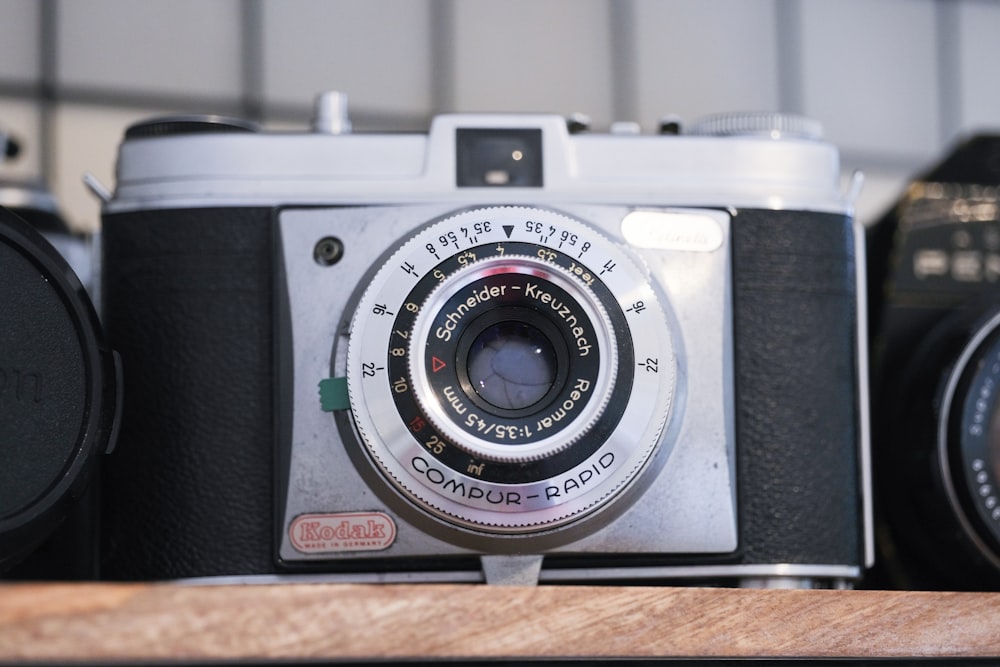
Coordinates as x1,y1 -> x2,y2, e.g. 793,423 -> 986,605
0,583 -> 999,661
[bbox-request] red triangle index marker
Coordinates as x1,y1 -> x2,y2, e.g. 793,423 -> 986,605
431,356 -> 447,373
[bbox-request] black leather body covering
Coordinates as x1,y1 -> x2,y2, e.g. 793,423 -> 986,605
731,209 -> 862,568
101,208 -> 275,579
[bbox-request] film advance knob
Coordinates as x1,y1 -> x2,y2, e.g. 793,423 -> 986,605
687,111 -> 824,141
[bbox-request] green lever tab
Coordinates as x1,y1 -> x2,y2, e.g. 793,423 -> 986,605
319,377 -> 350,412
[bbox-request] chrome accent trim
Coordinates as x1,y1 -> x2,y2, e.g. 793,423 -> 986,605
174,562 -> 861,587
538,563 -> 861,583
854,214 -> 875,569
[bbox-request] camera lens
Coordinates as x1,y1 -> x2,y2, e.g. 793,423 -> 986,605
940,312 -> 1000,567
466,320 -> 556,412
407,258 -> 612,465
346,206 -> 677,534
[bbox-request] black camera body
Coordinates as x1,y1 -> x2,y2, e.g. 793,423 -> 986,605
870,135 -> 1000,590
99,95 -> 871,586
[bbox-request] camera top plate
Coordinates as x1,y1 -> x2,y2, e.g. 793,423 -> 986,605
106,97 -> 851,215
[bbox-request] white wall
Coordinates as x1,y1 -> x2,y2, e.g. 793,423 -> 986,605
1,0 -> 998,230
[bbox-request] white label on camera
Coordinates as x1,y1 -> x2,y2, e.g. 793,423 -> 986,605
621,210 -> 725,252
289,512 -> 396,554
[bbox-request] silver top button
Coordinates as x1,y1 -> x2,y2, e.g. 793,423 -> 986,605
312,91 -> 353,135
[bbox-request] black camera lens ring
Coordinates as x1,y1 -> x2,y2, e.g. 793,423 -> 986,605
939,309 -> 1000,571
0,206 -> 120,571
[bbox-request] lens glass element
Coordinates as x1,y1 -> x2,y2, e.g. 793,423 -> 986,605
467,321 -> 556,411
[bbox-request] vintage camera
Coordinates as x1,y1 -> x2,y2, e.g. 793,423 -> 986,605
0,156 -> 120,575
869,135 -> 1000,590
99,93 -> 870,586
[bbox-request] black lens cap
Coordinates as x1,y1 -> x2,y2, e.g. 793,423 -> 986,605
0,206 -> 120,570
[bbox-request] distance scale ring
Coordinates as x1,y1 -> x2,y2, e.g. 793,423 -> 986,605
346,206 -> 676,532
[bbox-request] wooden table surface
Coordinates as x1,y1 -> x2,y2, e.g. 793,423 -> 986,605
0,583 -> 999,662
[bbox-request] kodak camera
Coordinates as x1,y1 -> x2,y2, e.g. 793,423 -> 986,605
99,93 -> 871,586
870,135 -> 1000,590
